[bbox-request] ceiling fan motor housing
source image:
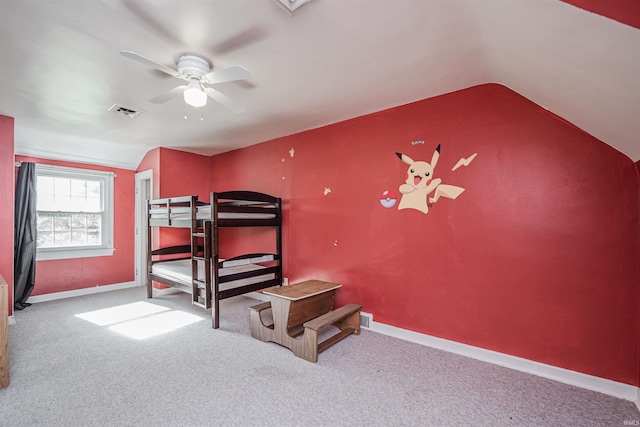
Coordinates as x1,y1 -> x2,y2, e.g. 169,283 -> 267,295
177,55 -> 211,78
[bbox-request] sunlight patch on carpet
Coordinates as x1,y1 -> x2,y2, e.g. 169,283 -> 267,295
75,301 -> 204,339
109,310 -> 203,339
75,301 -> 169,326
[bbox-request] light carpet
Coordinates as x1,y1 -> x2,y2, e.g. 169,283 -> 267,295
2,287 -> 638,426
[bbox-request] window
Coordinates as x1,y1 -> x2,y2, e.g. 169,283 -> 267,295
35,164 -> 114,260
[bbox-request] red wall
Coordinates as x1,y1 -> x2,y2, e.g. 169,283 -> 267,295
159,148 -> 213,249
137,147 -> 211,197
155,148 -> 210,249
15,156 -> 135,295
137,147 -> 211,286
207,140 -> 290,260
158,148 -> 211,202
137,147 -> 160,199
210,84 -> 639,386
0,116 -> 14,317
561,0 -> 640,30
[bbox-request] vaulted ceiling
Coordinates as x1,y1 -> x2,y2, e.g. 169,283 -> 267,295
1,0 -> 638,169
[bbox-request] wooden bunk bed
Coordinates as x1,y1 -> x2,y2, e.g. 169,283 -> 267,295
146,191 -> 282,328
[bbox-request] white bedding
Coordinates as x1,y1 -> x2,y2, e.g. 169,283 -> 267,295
150,205 -> 275,220
151,258 -> 275,291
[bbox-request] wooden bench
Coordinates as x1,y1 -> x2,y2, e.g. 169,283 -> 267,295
249,301 -> 274,336
250,280 -> 362,362
249,300 -> 272,314
302,303 -> 362,363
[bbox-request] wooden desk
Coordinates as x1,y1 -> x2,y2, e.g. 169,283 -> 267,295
0,274 -> 9,389
250,280 -> 361,362
263,280 -> 341,301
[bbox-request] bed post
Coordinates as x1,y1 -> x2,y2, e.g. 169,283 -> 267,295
190,195 -> 199,306
276,197 -> 283,287
146,199 -> 153,299
212,192 -> 221,329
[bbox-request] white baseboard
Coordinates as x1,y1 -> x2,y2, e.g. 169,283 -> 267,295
27,281 -> 138,304
151,287 -> 181,296
365,314 -> 639,404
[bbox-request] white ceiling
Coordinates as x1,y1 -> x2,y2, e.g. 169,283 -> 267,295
1,0 -> 638,170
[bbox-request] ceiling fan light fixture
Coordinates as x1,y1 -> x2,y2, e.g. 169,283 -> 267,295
184,80 -> 207,107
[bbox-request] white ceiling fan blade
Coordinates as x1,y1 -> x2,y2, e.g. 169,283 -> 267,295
120,51 -> 182,79
211,26 -> 268,55
149,85 -> 187,104
204,65 -> 251,85
204,88 -> 245,113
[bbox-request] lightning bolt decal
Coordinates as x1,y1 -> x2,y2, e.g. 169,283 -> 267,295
451,153 -> 477,171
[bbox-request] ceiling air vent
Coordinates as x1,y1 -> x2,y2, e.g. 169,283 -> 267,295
274,0 -> 318,15
108,103 -> 144,118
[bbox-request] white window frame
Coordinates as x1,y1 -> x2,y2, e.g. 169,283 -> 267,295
35,164 -> 115,261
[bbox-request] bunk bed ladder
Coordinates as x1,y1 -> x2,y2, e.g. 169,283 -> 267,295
191,214 -> 212,310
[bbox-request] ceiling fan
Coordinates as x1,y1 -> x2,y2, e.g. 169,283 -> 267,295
120,51 -> 251,113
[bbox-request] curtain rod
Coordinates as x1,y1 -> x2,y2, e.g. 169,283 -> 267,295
15,161 -> 21,167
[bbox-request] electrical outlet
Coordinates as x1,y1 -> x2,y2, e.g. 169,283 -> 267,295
283,277 -> 289,286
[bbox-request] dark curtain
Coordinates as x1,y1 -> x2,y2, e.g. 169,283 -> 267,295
14,162 -> 36,310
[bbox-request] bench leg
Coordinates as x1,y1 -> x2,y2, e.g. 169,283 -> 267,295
302,328 -> 319,363
250,307 -> 275,342
300,308 -> 361,363
334,310 -> 361,336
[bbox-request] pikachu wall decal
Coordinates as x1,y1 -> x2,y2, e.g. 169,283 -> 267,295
395,144 -> 475,214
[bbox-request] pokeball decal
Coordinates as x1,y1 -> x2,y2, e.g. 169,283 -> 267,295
380,190 -> 397,208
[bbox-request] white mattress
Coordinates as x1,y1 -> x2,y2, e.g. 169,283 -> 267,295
151,258 -> 275,291
151,205 -> 275,220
